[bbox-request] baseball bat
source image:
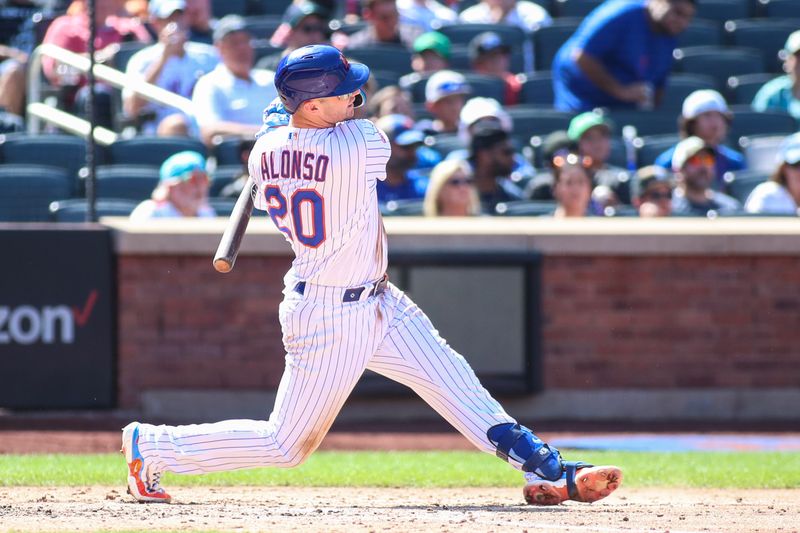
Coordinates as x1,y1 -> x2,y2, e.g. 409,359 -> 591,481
213,176 -> 256,273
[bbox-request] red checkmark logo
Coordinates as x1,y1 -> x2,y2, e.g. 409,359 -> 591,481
73,290 -> 98,327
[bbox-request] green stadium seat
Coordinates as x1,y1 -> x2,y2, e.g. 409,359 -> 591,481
724,19 -> 800,74
761,0 -> 798,18
439,23 -> 527,49
95,165 -> 160,201
108,136 -> 207,167
507,106 -> 574,138
0,164 -> 73,221
694,0 -> 751,23
661,73 -> 716,112
676,19 -> 723,48
727,106 -> 799,143
208,197 -> 238,217
210,166 -> 245,197
635,134 -> 680,167
406,72 -> 507,104
211,0 -> 246,18
494,200 -> 556,216
344,46 -> 413,78
519,71 -> 554,106
533,18 -> 581,71
241,15 -> 282,40
724,169 -> 769,203
49,198 -> 139,222
726,73 -> 779,105
673,46 -> 765,91
554,0 -> 603,18
606,110 -> 677,137
381,198 -> 425,216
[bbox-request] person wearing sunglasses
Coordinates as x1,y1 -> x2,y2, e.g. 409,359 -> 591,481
671,136 -> 740,217
130,150 -> 216,220
632,165 -> 674,217
257,1 -> 331,71
744,132 -> 800,216
469,123 -> 525,212
344,0 -> 413,49
423,159 -> 481,216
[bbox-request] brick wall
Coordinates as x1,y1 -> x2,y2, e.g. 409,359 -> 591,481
117,254 -> 800,409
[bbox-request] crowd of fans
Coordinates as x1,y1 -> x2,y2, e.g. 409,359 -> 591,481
1,0 -> 799,220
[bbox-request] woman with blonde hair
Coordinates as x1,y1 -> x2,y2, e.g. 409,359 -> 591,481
423,159 -> 482,216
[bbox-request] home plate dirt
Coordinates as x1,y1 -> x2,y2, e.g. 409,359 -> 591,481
1,486 -> 798,532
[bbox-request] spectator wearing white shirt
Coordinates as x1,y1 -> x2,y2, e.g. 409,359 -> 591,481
397,0 -> 457,34
459,0 -> 552,33
124,0 -> 218,136
745,133 -> 800,216
191,15 -> 277,147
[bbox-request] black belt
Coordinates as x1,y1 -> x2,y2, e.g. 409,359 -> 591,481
295,274 -> 388,302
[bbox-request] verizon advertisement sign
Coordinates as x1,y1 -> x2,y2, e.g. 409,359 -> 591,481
0,228 -> 114,408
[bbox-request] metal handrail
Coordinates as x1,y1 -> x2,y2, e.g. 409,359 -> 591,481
26,43 -> 194,139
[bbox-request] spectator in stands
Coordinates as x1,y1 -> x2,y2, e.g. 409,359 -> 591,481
259,2 -> 331,71
397,0 -> 457,34
551,152 -> 593,218
367,85 -> 415,119
124,0 -> 218,136
671,136 -> 740,216
41,0 -> 151,129
459,0 -> 551,33
752,30 -> 800,121
469,123 -> 524,212
399,31 -> 451,89
191,15 -> 277,146
219,138 -> 256,199
744,133 -> 800,216
419,70 -> 471,134
552,0 -> 695,112
374,113 -> 435,203
423,159 -> 481,216
184,0 -> 211,43
524,130 -> 577,200
0,46 -> 28,123
0,0 -> 43,122
469,31 -> 521,106
655,90 -> 745,191
130,150 -> 216,219
343,0 -> 413,49
567,111 -> 630,204
632,165 -> 674,217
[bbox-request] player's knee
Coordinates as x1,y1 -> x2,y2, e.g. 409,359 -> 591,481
487,423 -> 563,481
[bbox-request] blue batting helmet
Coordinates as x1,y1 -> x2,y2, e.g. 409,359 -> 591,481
274,44 -> 370,114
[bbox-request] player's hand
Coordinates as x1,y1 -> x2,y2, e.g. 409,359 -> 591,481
615,83 -> 651,104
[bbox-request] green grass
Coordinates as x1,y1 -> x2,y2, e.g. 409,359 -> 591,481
1,451 -> 798,489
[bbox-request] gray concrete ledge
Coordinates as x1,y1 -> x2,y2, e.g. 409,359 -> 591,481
140,388 -> 800,424
97,217 -> 800,256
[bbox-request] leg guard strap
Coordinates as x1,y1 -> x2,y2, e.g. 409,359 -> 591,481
487,423 -> 563,481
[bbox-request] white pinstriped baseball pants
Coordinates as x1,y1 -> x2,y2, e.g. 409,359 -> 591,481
135,281 -> 517,475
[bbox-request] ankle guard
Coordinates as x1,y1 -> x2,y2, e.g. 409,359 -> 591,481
487,423 -> 563,481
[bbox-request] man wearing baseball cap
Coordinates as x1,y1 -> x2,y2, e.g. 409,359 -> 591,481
256,1 -> 331,71
753,29 -> 800,120
567,111 -> 630,204
670,136 -> 740,216
420,70 -> 471,134
399,32 -> 452,90
469,31 -> 521,105
375,114 -> 440,204
632,165 -> 675,217
744,132 -> 800,215
124,0 -> 218,135
655,90 -> 745,189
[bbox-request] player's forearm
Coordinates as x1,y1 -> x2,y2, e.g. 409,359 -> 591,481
573,50 -> 625,100
199,122 -> 261,146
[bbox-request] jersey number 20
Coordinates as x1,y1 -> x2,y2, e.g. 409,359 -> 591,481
264,186 -> 326,248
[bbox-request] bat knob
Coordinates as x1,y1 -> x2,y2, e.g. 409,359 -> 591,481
213,257 -> 233,273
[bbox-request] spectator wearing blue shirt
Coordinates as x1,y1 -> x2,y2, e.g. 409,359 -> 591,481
752,30 -> 800,121
375,114 -> 440,204
552,0 -> 695,112
655,90 -> 745,191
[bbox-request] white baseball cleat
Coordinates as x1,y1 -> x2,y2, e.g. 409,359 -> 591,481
121,422 -> 171,503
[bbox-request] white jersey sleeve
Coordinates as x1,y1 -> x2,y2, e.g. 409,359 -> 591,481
249,118 -> 391,286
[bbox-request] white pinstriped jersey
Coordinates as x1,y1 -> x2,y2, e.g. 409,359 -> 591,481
249,118 -> 391,287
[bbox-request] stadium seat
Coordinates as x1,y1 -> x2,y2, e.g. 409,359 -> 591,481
208,197 -> 238,217
506,107 -> 574,138
676,19 -> 723,49
94,165 -> 160,201
0,134 -> 97,196
210,165 -> 244,197
494,200 -> 556,216
430,134 -> 467,158
739,134 -> 786,173
332,21 -> 368,36
727,73 -> 779,105
606,110 -> 677,138
254,0 -> 293,16
372,70 -> 402,90
661,73 -> 716,112
108,136 -> 207,166
635,134 -> 681,167
49,198 -> 139,222
554,0 -> 603,18
724,169 -> 769,203
213,138 -> 247,167
728,107 -> 798,143
607,138 -> 630,169
439,23 -> 527,49
533,18 -> 581,71
407,72 -> 506,104
381,198 -> 425,216
518,71 -> 554,106
694,0 -> 751,23
724,19 -> 800,74
0,165 -> 73,221
241,15 -> 282,40
761,0 -> 797,18
673,46 -> 765,91
344,46 -> 413,78
111,41 -> 147,72
211,0 -> 246,18
449,45 -> 525,75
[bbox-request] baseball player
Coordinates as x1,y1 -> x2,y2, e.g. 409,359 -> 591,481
121,44 -> 622,506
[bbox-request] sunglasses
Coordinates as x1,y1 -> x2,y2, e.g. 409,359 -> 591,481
552,153 -> 593,169
644,190 -> 672,201
446,177 -> 473,186
686,153 -> 715,167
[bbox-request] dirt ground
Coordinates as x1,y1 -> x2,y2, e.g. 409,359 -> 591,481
1,486 -> 798,533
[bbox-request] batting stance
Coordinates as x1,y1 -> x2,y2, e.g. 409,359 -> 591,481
122,45 -> 622,506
